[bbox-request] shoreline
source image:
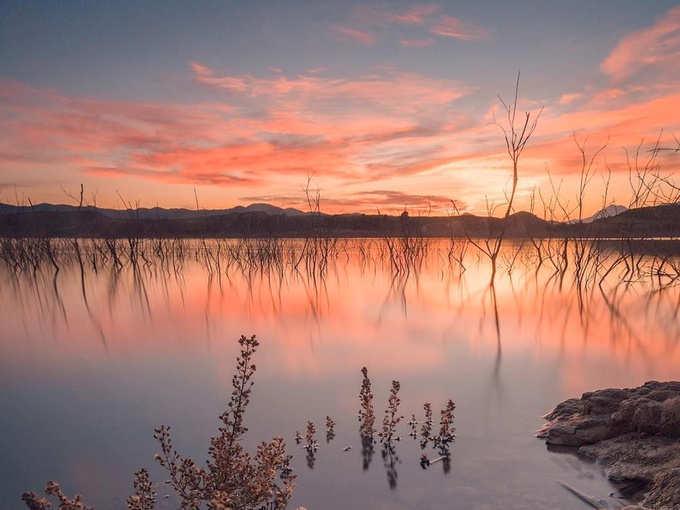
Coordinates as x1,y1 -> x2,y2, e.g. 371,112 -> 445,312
538,381 -> 680,509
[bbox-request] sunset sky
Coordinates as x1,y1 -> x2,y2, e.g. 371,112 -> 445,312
2,0 -> 680,215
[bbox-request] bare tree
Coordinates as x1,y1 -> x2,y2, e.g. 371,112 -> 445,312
495,72 -> 543,223
572,133 -> 608,222
62,183 -> 85,208
466,73 -> 543,281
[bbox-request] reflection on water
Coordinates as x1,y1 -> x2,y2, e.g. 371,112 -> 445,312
1,238 -> 680,509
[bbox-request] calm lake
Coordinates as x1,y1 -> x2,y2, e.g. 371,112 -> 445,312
2,238 -> 679,509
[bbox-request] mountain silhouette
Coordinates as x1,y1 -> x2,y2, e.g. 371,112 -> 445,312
1,202 -> 679,238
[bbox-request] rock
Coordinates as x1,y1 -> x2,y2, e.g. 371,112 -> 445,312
659,398 -> 680,438
642,468 -> 680,509
539,381 -> 680,509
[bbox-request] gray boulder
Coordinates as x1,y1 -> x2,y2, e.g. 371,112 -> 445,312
539,381 -> 680,509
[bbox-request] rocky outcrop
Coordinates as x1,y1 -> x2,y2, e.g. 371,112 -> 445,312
538,381 -> 680,509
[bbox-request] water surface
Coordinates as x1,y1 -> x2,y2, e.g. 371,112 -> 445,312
2,238 -> 679,509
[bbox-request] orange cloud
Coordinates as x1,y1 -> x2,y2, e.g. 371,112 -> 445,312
601,4 -> 680,81
0,70 -> 477,207
131,140 -> 357,181
3,47 -> 680,217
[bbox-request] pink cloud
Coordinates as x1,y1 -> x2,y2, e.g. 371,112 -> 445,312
335,5 -> 487,46
386,4 -> 440,25
589,88 -> 626,105
0,72 -> 475,206
400,38 -> 434,48
347,4 -> 438,27
190,63 -> 468,112
3,50 -> 680,216
602,5 -> 680,81
128,140 -> 358,181
331,24 -> 376,45
430,15 -> 488,40
190,62 -> 248,91
558,93 -> 582,105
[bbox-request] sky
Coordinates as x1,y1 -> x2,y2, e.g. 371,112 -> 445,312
1,0 -> 680,216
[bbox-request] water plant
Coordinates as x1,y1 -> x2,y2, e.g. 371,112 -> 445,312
435,399 -> 456,450
407,414 -> 418,439
358,367 -> 376,470
358,367 -> 375,440
304,421 -> 318,453
379,380 -> 403,445
127,469 -> 155,510
420,402 -> 433,448
304,421 -> 318,469
325,416 -> 336,443
21,335 -> 296,510
22,482 -> 93,510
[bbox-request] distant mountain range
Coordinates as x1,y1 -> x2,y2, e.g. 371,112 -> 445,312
0,201 -> 678,238
0,202 -> 305,219
568,204 -> 628,224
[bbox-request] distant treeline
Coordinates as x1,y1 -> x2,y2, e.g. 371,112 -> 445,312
1,202 -> 680,238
